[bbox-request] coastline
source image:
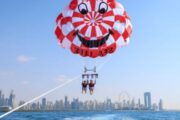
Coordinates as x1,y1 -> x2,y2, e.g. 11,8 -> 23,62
1,109 -> 177,113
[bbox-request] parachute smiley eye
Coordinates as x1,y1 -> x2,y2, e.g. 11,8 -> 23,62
98,2 -> 108,14
78,3 -> 88,15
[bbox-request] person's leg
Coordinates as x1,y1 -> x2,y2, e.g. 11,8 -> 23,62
91,89 -> 94,94
82,88 -> 84,94
90,87 -> 94,95
90,90 -> 93,95
85,88 -> 87,94
89,87 -> 91,94
82,87 -> 85,94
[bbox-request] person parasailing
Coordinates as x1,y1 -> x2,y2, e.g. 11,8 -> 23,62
89,79 -> 96,95
82,80 -> 89,94
82,66 -> 98,95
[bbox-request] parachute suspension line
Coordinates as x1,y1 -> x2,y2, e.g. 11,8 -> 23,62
97,55 -> 113,72
83,58 -> 86,69
94,59 -> 97,71
0,57 -> 113,119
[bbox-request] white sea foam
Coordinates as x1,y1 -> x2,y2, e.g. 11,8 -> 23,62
64,114 -> 136,120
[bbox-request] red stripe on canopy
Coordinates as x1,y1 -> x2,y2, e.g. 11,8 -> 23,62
90,0 -> 96,11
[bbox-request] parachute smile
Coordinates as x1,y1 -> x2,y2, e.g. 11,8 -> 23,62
75,29 -> 114,48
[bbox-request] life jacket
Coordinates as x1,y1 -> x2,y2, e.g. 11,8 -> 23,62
89,83 -> 95,87
82,83 -> 88,88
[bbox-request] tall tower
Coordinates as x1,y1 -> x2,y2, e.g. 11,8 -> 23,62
159,99 -> 163,111
138,98 -> 141,109
0,90 -> 2,98
41,98 -> 47,110
64,96 -> 68,110
8,90 -> 15,108
0,90 -> 2,106
144,92 -> 151,110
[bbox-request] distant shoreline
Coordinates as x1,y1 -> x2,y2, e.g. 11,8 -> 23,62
1,110 -> 179,113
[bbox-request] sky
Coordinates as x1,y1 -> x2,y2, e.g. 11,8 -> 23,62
0,0 -> 180,110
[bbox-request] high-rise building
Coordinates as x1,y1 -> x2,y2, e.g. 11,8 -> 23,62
41,98 -> 47,110
0,90 -> 2,106
71,98 -> 79,110
19,101 -> 27,111
1,94 -> 5,106
64,96 -> 68,110
8,90 -> 15,108
138,98 -> 141,109
54,100 -> 64,110
152,103 -> 158,111
59,100 -> 64,110
0,90 -> 2,98
106,98 -> 112,110
144,92 -> 151,110
31,103 -> 38,111
131,99 -> 135,109
159,99 -> 163,111
4,98 -> 9,106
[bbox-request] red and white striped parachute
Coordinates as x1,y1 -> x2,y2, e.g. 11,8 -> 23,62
55,0 -> 132,58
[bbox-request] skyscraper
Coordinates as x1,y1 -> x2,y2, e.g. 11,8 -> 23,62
71,98 -> 79,110
64,96 -> 68,110
8,90 -> 15,108
106,98 -> 112,110
131,99 -> 135,109
41,98 -> 47,110
144,92 -> 151,110
0,90 -> 2,98
1,94 -> 5,106
159,99 -> 163,111
0,90 -> 2,106
138,98 -> 141,109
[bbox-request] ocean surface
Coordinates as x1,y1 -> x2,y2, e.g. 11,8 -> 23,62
0,111 -> 180,120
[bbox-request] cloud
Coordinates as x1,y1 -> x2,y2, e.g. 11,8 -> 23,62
16,55 -> 36,63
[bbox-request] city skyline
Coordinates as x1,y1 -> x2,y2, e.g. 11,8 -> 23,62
0,0 -> 180,110
0,90 -> 164,111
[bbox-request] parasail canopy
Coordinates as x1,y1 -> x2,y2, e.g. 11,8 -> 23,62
55,0 -> 132,58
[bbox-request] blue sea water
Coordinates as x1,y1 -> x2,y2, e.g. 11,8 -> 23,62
0,111 -> 180,120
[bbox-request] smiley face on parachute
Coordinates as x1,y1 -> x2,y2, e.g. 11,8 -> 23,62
55,0 -> 132,58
